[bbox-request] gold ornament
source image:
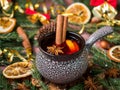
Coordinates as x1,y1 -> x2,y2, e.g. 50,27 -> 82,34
3,48 -> 27,62
14,3 -> 24,14
0,49 -> 3,56
0,0 -> 14,17
92,2 -> 120,26
92,2 -> 117,20
34,3 -> 40,9
0,0 -> 12,11
25,0 -> 34,10
27,13 -> 39,24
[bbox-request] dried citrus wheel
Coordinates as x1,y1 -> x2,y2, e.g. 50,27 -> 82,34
65,2 -> 91,24
0,17 -> 16,34
3,62 -> 32,79
107,45 -> 120,62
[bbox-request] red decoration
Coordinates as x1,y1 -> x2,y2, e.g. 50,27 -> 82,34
7,0 -> 12,2
42,13 -> 50,20
90,0 -> 117,8
25,8 -> 37,15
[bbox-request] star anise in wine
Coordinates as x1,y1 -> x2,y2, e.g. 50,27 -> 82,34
105,67 -> 120,78
47,45 -> 64,55
84,76 -> 99,90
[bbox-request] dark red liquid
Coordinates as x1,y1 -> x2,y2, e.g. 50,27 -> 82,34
60,40 -> 80,55
46,39 -> 80,55
40,31 -> 84,55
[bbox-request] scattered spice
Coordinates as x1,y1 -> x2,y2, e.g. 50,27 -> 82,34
48,83 -> 60,90
84,76 -> 99,90
105,67 -> 120,78
31,78 -> 41,87
17,82 -> 29,90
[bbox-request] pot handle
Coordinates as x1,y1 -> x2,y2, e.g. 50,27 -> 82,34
86,26 -> 113,49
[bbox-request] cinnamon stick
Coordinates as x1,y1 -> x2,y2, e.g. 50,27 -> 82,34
62,16 -> 68,42
55,15 -> 64,45
16,26 -> 31,49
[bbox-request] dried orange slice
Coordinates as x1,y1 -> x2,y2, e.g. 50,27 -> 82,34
65,2 -> 91,24
0,17 -> 16,34
3,62 -> 32,79
107,45 -> 120,62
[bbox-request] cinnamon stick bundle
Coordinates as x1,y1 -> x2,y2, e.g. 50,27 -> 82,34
55,15 -> 68,45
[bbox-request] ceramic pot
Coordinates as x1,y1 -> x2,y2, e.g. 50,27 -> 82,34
36,25 -> 113,84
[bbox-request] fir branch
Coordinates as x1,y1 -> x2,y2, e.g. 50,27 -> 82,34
52,0 -> 66,6
90,47 -> 114,68
24,79 -> 38,90
99,79 -> 111,89
0,29 -> 37,43
0,31 -> 22,42
0,71 -> 13,90
69,83 -> 84,90
108,78 -> 120,87
90,47 -> 120,73
100,78 -> 120,90
104,32 -> 120,44
32,62 -> 48,90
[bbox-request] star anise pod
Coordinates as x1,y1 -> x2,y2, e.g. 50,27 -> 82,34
48,83 -> 60,90
105,67 -> 120,78
16,82 -> 29,90
31,78 -> 41,87
47,45 -> 64,55
84,76 -> 99,90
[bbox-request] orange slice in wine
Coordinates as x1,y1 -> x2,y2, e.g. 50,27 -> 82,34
66,39 -> 79,53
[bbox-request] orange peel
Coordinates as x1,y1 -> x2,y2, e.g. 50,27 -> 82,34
66,40 -> 79,53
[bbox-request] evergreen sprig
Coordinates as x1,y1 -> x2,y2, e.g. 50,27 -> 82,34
32,62 -> 48,90
91,47 -> 120,69
0,70 -> 13,90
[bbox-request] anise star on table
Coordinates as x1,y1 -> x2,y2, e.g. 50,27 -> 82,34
105,67 -> 120,78
16,82 -> 29,90
31,78 -> 41,88
84,76 -> 100,90
47,45 -> 64,55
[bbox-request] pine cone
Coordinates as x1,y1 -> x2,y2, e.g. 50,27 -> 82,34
34,22 -> 56,40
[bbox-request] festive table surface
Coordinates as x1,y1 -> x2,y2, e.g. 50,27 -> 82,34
0,0 -> 120,90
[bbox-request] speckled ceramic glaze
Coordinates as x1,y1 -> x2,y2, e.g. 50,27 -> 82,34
36,24 -> 113,84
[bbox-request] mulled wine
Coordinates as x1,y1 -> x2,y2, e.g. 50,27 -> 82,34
39,31 -> 84,56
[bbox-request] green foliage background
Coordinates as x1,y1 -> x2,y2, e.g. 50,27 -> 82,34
0,0 -> 120,90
